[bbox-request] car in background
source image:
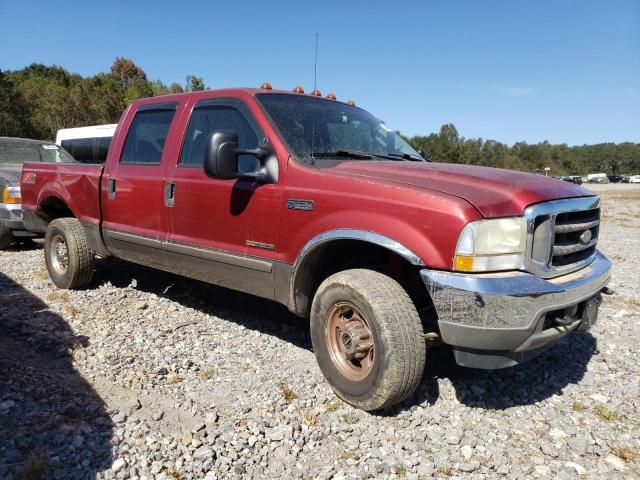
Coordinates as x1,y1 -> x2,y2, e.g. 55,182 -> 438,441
607,175 -> 624,183
553,175 -> 583,185
629,175 -> 640,184
0,137 -> 76,249
587,173 -> 609,184
55,124 -> 116,163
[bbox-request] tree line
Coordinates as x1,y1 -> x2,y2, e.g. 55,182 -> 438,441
1,59 -> 638,175
0,58 -> 205,142
405,125 -> 640,176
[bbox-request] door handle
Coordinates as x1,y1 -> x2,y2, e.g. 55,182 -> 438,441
107,178 -> 116,200
164,182 -> 175,207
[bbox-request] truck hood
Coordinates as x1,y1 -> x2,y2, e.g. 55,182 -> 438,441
0,164 -> 22,188
333,161 -> 593,217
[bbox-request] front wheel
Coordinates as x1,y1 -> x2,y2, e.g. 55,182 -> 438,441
44,218 -> 95,289
310,269 -> 426,411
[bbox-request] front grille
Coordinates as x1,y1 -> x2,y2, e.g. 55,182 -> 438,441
524,197 -> 601,278
552,208 -> 599,267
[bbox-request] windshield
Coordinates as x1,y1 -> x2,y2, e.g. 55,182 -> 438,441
257,93 -> 422,163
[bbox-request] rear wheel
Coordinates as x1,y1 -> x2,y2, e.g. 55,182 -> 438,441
0,223 -> 13,250
44,218 -> 94,289
310,269 -> 426,411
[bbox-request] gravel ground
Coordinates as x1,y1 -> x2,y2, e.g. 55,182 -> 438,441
1,185 -> 639,480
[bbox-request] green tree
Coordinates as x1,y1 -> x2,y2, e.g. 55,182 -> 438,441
186,75 -> 206,91
110,57 -> 147,88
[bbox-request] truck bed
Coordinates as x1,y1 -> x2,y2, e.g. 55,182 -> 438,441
20,162 -> 104,229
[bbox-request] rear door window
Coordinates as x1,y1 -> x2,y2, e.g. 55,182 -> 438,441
120,108 -> 176,164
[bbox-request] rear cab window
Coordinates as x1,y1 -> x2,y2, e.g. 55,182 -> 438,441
120,106 -> 177,165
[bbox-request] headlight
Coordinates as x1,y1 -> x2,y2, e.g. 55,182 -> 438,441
1,186 -> 21,204
454,217 -> 526,272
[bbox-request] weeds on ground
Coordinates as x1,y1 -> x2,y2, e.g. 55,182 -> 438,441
593,404 -> 619,422
302,410 -> 319,427
611,446 -> 636,462
200,368 -> 216,380
167,375 -> 185,385
278,380 -> 298,402
572,402 -> 588,412
340,449 -> 359,461
395,466 -> 408,478
436,465 -> 454,476
167,467 -> 187,480
341,412 -> 360,425
324,399 -> 341,412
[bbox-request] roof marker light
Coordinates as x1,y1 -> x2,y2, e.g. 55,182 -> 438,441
311,89 -> 322,97
260,82 -> 272,90
346,99 -> 356,107
293,86 -> 305,93
326,92 -> 336,100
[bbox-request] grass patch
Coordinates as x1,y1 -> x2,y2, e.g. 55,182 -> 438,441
22,450 -> 50,480
395,466 -> 408,478
278,380 -> 298,402
593,404 -> 619,422
436,465 -> 454,476
167,468 -> 187,480
66,304 -> 82,317
200,368 -> 215,380
341,412 -> 360,425
302,410 -> 319,427
324,399 -> 341,412
611,446 -> 636,463
340,449 -> 359,461
572,401 -> 588,412
167,375 -> 185,385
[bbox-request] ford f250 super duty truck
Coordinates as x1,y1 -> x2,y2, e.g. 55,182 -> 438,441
20,85 -> 612,411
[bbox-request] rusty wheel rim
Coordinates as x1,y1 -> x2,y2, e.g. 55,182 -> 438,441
326,302 -> 375,381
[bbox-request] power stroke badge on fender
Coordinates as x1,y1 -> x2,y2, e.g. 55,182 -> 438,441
287,199 -> 315,211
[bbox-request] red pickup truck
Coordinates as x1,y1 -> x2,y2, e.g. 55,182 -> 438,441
20,86 -> 612,410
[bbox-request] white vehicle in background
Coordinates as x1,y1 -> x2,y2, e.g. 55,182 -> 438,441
55,124 -> 116,163
586,173 -> 609,184
629,175 -> 640,184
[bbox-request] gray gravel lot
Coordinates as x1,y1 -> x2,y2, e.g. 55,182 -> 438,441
1,185 -> 639,479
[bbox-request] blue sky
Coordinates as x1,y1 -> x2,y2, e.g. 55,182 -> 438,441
1,0 -> 638,145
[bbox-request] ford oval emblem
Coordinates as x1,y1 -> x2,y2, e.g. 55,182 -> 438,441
579,230 -> 593,244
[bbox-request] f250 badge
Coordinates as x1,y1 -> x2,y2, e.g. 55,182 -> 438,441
22,172 -> 37,184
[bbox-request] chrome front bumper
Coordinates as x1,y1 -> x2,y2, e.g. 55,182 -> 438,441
421,251 -> 612,368
0,202 -> 25,230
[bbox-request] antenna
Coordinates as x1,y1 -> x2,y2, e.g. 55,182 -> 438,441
313,32 -> 319,93
311,33 -> 318,163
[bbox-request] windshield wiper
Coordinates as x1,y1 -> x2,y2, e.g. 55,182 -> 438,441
385,153 -> 424,162
312,150 -> 372,159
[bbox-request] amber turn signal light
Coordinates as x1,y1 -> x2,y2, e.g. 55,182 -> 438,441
453,255 -> 474,272
260,82 -> 272,90
1,186 -> 21,204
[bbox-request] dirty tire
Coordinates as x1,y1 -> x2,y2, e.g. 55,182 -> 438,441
44,218 -> 94,289
310,269 -> 426,411
0,222 -> 13,249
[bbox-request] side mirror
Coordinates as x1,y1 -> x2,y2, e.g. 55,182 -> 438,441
204,130 -> 276,183
204,131 -> 240,180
